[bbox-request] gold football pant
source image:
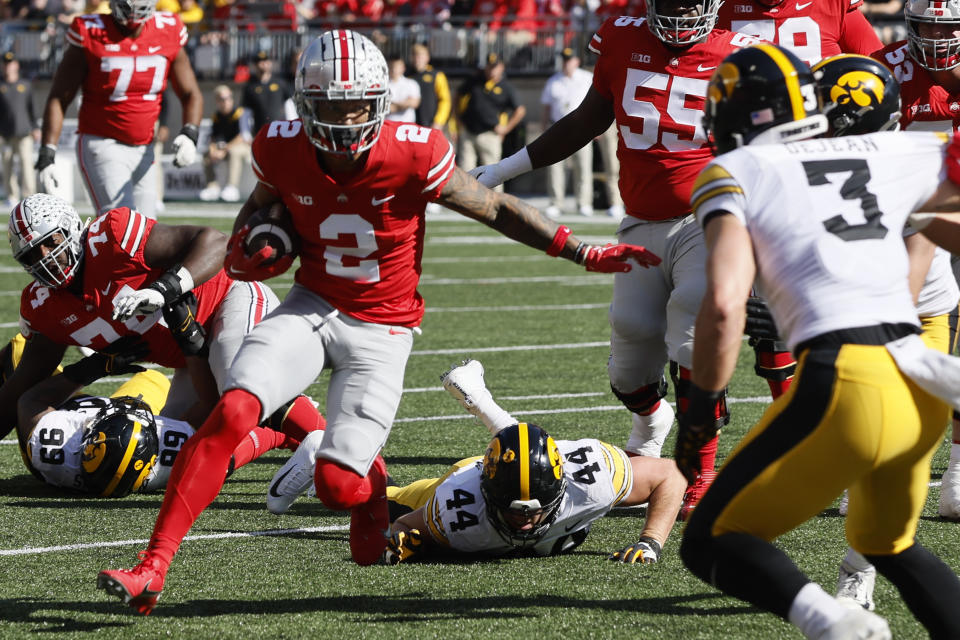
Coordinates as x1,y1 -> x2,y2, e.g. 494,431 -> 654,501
693,338 -> 947,557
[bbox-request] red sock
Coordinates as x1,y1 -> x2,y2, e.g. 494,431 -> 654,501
147,389 -> 261,569
230,427 -> 294,470
279,395 -> 326,442
759,350 -> 796,399
313,458 -> 376,510
699,434 -> 718,476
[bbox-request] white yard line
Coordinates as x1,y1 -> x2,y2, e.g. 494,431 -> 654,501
0,524 -> 350,556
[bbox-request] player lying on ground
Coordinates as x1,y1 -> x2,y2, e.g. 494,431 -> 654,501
8,328 -> 307,496
266,359 -> 687,564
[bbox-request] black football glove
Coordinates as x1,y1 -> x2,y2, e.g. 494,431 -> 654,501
62,335 -> 149,386
609,536 -> 662,564
162,292 -> 208,357
674,383 -> 724,484
382,529 -> 424,565
745,296 -> 780,342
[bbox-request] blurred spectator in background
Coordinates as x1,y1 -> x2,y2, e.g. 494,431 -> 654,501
455,53 -> 525,191
386,55 -> 420,122
0,52 -> 39,208
540,47 -> 593,218
242,50 -> 292,136
199,84 -> 251,203
410,43 -> 451,131
596,121 -> 623,218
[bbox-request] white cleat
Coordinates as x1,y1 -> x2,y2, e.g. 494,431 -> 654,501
441,359 -> 516,435
813,607 -> 890,640
624,402 -> 676,457
267,430 -> 324,515
939,458 -> 960,520
441,359 -> 488,414
836,561 -> 876,612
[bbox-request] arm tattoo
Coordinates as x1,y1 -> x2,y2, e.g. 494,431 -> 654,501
438,166 -> 557,252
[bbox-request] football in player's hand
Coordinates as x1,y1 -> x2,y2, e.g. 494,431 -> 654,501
244,202 -> 300,266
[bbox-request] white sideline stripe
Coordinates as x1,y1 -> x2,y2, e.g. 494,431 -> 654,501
419,275 -> 610,286
0,524 -> 350,557
427,235 -> 614,246
412,341 -> 609,355
426,303 -> 608,313
422,255 -> 555,264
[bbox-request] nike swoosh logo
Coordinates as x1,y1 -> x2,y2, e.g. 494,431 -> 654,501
148,45 -> 162,53
100,283 -> 112,296
796,2 -> 812,8
269,468 -> 293,497
697,64 -> 717,72
371,195 -> 395,206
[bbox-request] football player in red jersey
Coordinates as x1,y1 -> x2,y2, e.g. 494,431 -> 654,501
1,194 -> 325,451
715,0 -> 881,66
471,1 -> 756,519
35,0 -> 202,220
95,29 -> 662,614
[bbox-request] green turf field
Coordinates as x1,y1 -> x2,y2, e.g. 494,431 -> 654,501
0,204 -> 956,638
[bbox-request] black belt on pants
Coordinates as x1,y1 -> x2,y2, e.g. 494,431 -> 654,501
794,322 -> 920,355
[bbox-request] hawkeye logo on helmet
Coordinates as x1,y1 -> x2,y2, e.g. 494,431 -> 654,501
483,437 -> 502,479
82,432 -> 108,472
832,71 -> 884,108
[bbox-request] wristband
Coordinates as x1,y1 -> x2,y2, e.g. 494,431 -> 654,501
573,242 -> 589,265
908,212 -> 936,231
498,147 -> 533,181
637,535 -> 662,558
686,382 -> 725,426
179,123 -> 200,145
546,225 -> 572,257
149,266 -> 194,305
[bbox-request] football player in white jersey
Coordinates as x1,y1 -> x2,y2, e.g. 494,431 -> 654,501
380,359 -> 687,564
676,43 -> 960,639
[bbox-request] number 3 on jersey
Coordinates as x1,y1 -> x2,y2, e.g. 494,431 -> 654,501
621,71 -> 707,151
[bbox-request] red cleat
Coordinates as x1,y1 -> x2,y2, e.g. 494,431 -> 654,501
97,551 -> 166,615
679,470 -> 716,522
349,455 -> 390,566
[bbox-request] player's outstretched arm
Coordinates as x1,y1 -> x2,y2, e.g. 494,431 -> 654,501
383,507 -> 436,565
17,372 -> 85,442
0,333 -> 66,442
36,44 -> 86,191
439,167 -> 659,273
168,49 -> 203,168
470,88 -> 614,188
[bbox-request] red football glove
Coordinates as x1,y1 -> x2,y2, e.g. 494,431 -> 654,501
581,243 -> 661,273
224,225 -> 295,282
947,132 -> 960,186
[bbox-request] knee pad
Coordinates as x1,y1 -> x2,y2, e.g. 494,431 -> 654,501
313,458 -> 367,511
751,338 -> 796,382
611,377 -> 668,415
198,389 -> 262,439
670,361 -> 729,429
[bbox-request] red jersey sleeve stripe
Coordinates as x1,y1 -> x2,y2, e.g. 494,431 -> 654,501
427,141 -> 455,179
251,156 -> 276,190
179,25 -> 188,45
120,211 -> 147,256
66,29 -> 83,47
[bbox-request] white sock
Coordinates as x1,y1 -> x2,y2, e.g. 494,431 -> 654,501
841,547 -> 872,572
788,582 -> 849,639
473,394 -> 518,435
625,401 -> 676,457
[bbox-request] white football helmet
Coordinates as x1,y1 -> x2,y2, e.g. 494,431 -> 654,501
294,30 -> 390,156
8,194 -> 85,289
905,0 -> 960,70
109,0 -> 157,28
647,0 -> 722,47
